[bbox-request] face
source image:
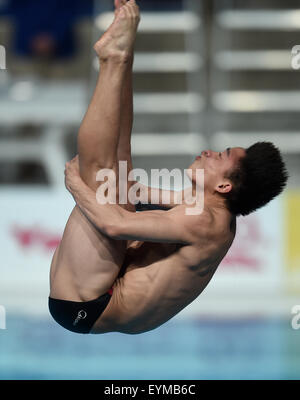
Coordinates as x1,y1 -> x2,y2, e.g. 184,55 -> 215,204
188,147 -> 246,194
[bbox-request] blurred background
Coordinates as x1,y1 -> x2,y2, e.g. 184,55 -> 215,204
0,0 -> 300,380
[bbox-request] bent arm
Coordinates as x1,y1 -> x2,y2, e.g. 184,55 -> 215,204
136,183 -> 192,210
70,179 -> 191,244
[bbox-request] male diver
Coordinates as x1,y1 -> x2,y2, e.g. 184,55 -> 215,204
49,0 -> 288,334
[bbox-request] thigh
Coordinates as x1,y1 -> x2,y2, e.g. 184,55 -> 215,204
50,206 -> 127,302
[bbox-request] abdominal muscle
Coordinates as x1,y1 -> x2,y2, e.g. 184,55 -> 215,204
49,206 -> 128,302
90,241 -> 204,334
91,235 -> 231,334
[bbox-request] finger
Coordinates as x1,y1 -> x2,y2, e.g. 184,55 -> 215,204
70,156 -> 78,164
74,156 -> 80,167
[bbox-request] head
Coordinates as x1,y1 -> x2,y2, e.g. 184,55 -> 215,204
189,142 -> 288,216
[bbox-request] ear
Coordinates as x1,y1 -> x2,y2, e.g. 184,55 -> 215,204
215,180 -> 232,194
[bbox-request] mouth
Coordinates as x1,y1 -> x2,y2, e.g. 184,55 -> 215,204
195,155 -> 202,160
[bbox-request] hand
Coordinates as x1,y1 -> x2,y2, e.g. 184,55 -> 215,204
64,155 -> 81,194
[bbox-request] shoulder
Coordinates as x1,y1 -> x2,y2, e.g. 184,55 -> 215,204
188,207 -> 235,247
184,208 -> 216,240
177,210 -> 234,267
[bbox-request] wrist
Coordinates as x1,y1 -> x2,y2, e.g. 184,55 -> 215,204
68,176 -> 83,196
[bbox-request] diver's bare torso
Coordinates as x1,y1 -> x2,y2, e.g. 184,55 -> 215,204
50,202 -> 236,335
94,205 -> 236,334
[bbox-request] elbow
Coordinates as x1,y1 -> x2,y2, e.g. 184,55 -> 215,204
101,207 -> 127,239
103,221 -> 123,239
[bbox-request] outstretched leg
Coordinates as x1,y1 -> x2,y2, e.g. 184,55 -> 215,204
113,1 -> 136,212
78,0 -> 140,192
115,1 -> 135,170
50,1 -> 141,305
118,57 -> 134,175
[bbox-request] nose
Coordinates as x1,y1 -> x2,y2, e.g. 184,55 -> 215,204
201,150 -> 212,157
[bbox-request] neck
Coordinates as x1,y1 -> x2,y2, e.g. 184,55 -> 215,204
191,181 -> 231,216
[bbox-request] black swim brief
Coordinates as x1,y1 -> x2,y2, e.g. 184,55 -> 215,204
48,290 -> 112,334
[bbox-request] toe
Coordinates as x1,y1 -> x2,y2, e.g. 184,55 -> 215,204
114,0 -> 127,15
115,0 -> 126,9
114,0 -> 121,9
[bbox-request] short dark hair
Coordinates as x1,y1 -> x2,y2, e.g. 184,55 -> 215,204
225,142 -> 288,216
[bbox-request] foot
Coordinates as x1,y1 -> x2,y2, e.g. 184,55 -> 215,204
94,0 -> 140,62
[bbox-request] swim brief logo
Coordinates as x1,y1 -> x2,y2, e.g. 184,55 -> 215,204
0,305 -> 6,330
0,45 -> 6,70
73,310 -> 87,326
291,45 -> 300,70
291,305 -> 300,330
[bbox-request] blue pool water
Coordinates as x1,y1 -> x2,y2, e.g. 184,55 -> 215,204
0,315 -> 300,380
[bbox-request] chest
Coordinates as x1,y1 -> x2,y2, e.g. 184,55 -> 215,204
123,241 -> 181,269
